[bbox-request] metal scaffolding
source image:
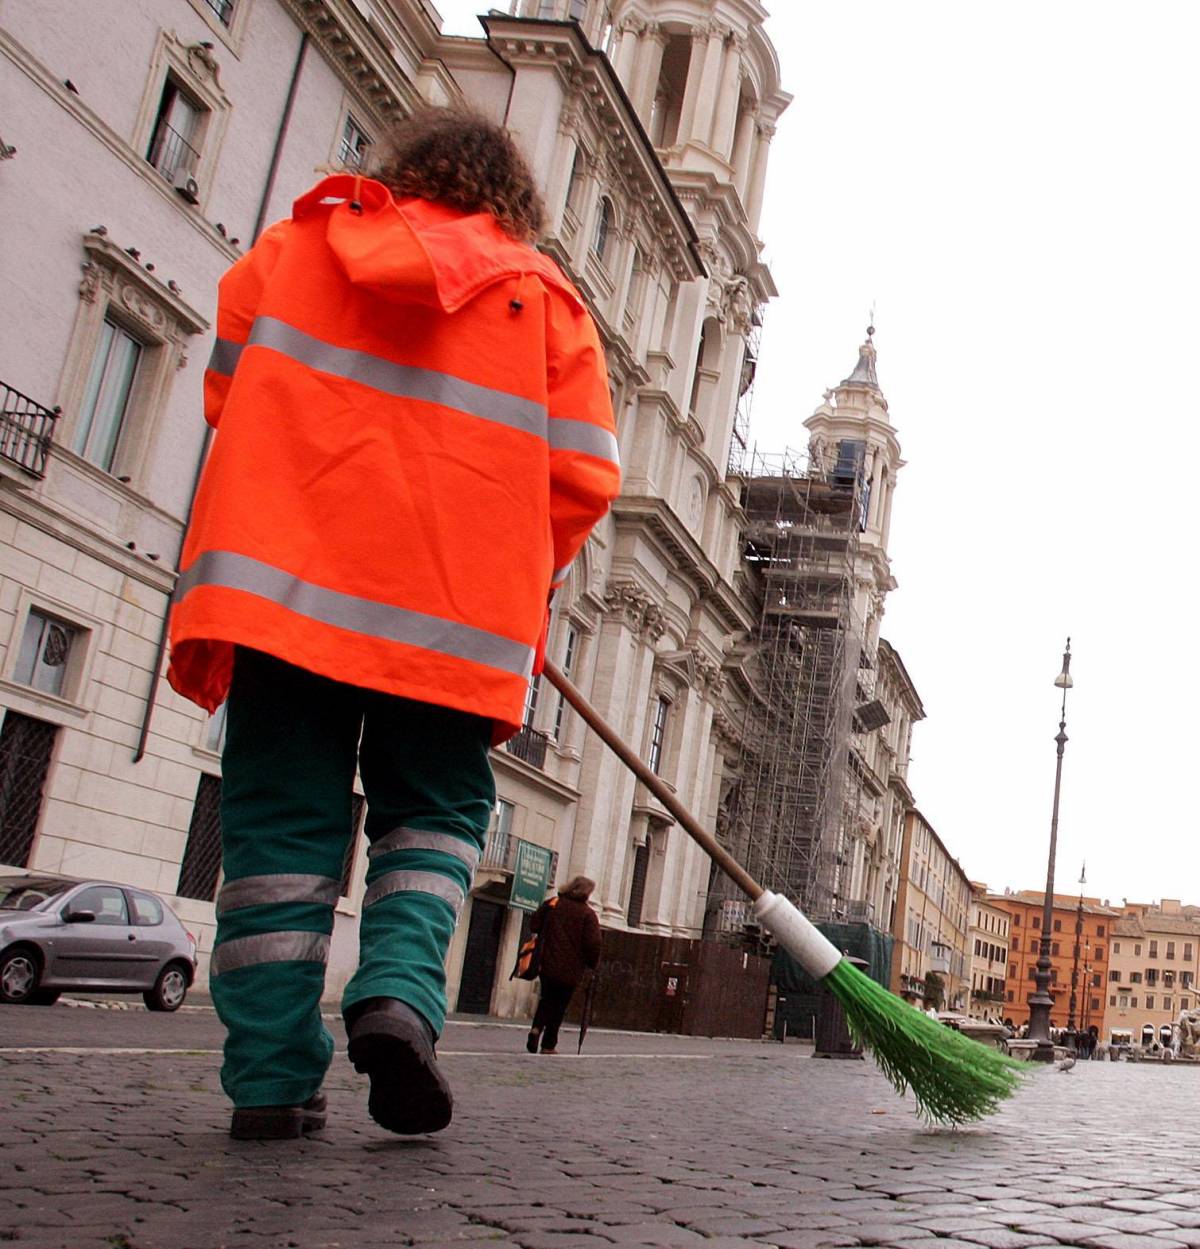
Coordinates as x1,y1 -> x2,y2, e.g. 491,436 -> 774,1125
714,442 -> 867,932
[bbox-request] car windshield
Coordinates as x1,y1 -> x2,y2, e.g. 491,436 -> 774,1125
0,877 -> 74,912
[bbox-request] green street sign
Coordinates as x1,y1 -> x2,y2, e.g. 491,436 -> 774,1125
510,839 -> 553,912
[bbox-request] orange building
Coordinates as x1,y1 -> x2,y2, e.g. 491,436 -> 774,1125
989,890 -> 1119,1032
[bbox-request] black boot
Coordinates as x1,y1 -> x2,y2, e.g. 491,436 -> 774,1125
230,1091 -> 327,1140
345,998 -> 453,1134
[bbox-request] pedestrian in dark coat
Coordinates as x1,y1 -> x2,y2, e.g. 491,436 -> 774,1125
526,876 -> 602,1054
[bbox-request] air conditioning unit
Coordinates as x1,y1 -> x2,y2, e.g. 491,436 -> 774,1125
173,168 -> 200,204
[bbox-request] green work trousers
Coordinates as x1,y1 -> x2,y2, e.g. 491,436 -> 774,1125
210,648 -> 495,1108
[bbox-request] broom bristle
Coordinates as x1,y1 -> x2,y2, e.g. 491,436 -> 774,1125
823,958 -> 1028,1125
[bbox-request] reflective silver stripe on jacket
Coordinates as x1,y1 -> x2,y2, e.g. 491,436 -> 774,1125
174,549 -> 535,679
363,870 -> 465,915
210,931 -> 330,977
248,316 -> 548,440
368,828 -> 480,872
216,874 -> 342,917
207,337 -> 244,378
548,417 -> 620,466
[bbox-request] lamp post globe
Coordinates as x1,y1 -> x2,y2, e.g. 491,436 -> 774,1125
1027,639 -> 1074,1062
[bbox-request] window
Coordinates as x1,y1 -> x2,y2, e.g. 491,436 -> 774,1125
1013,914 -> 1020,926
1092,973 -> 1101,987
1150,941 -> 1158,958
1135,943 -> 1142,956
1165,970 -> 1176,988
552,624 -> 580,741
627,840 -> 650,928
147,76 -> 203,182
74,316 -> 144,472
648,696 -> 670,774
565,148 -> 586,214
1007,990 -> 1013,1002
1187,944 -> 1194,962
1131,996 -> 1138,1008
1094,945 -> 1103,959
72,884 -> 129,925
1110,995 -> 1117,1007
202,0 -> 235,25
0,711 -> 59,867
1118,994 -> 1129,1008
1028,967 -> 1036,981
1130,972 -> 1142,984
1113,941 -> 1121,954
1109,971 -> 1120,982
1053,919 -> 1062,932
1033,915 -> 1040,929
14,610 -> 79,697
592,196 -> 614,262
129,892 -> 164,926
1052,943 -> 1060,957
1146,994 -> 1155,1010
1030,938 -> 1037,952
339,115 -> 372,169
1185,997 -> 1191,1011
1167,942 -> 1176,960
177,773 -> 223,901
522,675 -> 541,730
1009,962 -> 1016,977
1090,997 -> 1100,1011
1147,968 -> 1158,985
1097,924 -> 1105,936
1164,996 -> 1173,1013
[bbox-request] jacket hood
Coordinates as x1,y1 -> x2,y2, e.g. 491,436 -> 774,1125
292,175 -> 584,315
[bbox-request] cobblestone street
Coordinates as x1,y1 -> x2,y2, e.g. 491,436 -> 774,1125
2,1003 -> 1197,1248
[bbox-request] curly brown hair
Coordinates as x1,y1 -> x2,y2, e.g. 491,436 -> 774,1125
373,106 -> 546,241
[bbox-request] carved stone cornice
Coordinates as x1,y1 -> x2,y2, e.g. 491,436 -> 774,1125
602,579 -> 666,642
80,233 -> 209,344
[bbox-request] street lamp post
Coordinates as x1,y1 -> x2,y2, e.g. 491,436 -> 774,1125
1027,639 -> 1074,1062
1065,863 -> 1086,1053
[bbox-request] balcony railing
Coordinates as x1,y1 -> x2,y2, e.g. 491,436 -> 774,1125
148,122 -> 200,184
203,0 -> 235,24
0,381 -> 59,478
504,724 -> 550,769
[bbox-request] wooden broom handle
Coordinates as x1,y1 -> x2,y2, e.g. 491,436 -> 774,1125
542,660 -> 763,902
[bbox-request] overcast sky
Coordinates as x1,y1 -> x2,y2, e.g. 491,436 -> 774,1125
437,3 -> 1200,908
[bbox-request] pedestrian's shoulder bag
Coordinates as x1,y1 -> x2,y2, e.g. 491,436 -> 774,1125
511,897 -> 558,980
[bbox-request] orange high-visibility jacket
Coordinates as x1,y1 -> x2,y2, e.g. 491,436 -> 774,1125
167,174 -> 620,741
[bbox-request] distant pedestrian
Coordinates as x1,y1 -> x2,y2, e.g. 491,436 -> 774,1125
167,107 -> 619,1138
526,876 -> 602,1055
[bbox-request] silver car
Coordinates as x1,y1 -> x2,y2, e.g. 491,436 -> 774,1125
0,874 -> 197,1011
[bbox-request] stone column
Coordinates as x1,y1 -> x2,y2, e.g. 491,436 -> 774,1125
744,118 -> 775,232
709,34 -> 745,158
677,25 -> 722,146
611,18 -> 639,90
731,104 -> 756,197
630,22 -> 667,122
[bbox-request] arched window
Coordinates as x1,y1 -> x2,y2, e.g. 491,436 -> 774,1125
592,195 -> 614,261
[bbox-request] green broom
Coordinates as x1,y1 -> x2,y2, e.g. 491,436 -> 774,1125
543,660 -> 1026,1126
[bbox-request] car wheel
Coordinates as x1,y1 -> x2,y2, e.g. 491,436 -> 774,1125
144,962 -> 189,1012
0,946 -> 42,1004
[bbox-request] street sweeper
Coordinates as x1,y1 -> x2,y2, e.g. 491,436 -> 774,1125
166,107 -> 621,1140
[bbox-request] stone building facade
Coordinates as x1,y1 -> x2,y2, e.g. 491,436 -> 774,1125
0,0 -> 795,1018
1103,900 -> 1200,1048
967,883 -> 1009,1021
889,808 -> 971,1012
992,890 -> 1116,1034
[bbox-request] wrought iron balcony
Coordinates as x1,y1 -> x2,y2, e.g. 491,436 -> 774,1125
1,381 -> 59,479
504,724 -> 550,769
148,122 -> 200,184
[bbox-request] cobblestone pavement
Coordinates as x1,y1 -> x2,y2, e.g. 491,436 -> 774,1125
2,1003 -> 1198,1249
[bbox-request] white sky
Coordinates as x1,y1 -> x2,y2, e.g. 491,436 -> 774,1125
435,3 -> 1200,908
